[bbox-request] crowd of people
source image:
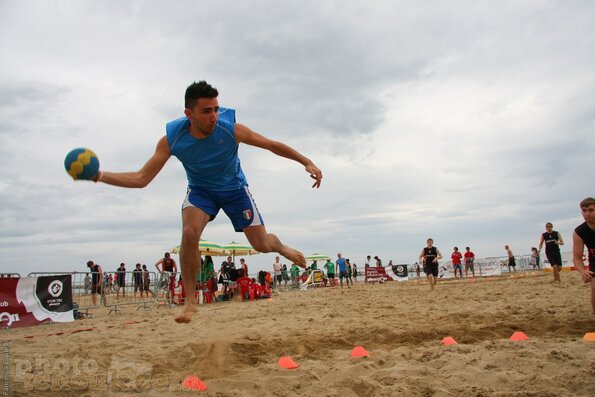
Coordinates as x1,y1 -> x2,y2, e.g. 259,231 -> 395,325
80,198 -> 594,314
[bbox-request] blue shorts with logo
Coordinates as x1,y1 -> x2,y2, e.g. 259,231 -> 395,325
182,186 -> 264,232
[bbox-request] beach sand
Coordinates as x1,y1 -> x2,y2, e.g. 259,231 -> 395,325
3,272 -> 594,396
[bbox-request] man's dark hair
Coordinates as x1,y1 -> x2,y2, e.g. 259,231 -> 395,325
185,81 -> 218,109
580,197 -> 595,209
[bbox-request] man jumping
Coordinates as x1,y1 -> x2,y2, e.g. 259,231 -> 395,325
80,81 -> 322,323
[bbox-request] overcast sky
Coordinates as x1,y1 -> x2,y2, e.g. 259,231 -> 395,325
1,0 -> 593,276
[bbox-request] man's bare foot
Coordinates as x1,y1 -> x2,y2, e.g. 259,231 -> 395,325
174,304 -> 197,323
283,247 -> 306,268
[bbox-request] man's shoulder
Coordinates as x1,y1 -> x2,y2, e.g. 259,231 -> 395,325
166,117 -> 189,134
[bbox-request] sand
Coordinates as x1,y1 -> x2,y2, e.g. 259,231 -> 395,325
2,272 -> 594,396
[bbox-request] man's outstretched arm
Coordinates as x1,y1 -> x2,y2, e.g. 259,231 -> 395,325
94,136 -> 171,188
235,123 -> 322,188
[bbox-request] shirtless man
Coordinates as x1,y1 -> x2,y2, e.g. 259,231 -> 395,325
505,245 -> 516,274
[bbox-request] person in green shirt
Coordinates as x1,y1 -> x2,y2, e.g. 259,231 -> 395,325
323,259 -> 336,287
198,255 -> 216,302
290,263 -> 301,288
311,261 -> 318,270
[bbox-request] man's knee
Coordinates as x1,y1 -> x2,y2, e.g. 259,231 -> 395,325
182,225 -> 201,244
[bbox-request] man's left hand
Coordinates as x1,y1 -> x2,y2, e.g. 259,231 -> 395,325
306,163 -> 322,188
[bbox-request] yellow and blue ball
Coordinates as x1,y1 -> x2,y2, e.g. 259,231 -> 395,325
64,148 -> 100,180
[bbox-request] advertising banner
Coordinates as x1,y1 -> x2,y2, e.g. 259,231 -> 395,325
365,266 -> 394,283
0,275 -> 74,328
386,264 -> 409,282
437,262 -> 455,279
475,259 -> 503,277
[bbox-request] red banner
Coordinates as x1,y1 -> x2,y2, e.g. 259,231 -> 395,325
364,266 -> 394,283
0,275 -> 74,328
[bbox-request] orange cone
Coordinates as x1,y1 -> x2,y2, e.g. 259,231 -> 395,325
442,336 -> 458,346
351,346 -> 369,358
182,375 -> 207,391
510,331 -> 529,341
583,332 -> 595,342
278,356 -> 299,369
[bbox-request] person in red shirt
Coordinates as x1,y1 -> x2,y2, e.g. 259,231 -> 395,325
235,269 -> 252,301
250,278 -> 261,299
240,258 -> 249,277
451,247 -> 463,279
155,252 -> 178,304
176,275 -> 186,304
464,247 -> 476,277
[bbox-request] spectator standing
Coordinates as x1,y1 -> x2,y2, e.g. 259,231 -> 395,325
335,253 -> 351,289
201,255 -> 217,303
133,263 -> 144,299
505,245 -> 516,274
219,257 -> 234,296
352,263 -> 358,282
86,261 -> 103,306
464,247 -> 475,277
116,263 -> 126,298
323,259 -> 336,287
273,256 -> 283,290
281,264 -> 289,289
240,258 -> 248,278
451,247 -> 463,279
290,263 -> 301,288
155,252 -> 178,304
530,247 -> 541,270
346,259 -> 354,285
142,264 -> 154,297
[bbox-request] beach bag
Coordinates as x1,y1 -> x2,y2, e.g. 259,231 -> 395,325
212,277 -> 218,291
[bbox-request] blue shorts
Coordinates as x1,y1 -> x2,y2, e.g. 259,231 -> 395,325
182,186 -> 264,232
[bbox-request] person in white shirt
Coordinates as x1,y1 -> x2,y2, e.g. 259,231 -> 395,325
273,256 -> 283,290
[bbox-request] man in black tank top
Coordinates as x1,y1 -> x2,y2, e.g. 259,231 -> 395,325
539,222 -> 564,283
86,260 -> 103,306
418,238 -> 443,291
155,252 -> 178,304
572,197 -> 595,315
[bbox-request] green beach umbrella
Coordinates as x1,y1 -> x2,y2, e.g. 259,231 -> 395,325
306,253 -> 330,262
221,241 -> 259,260
171,239 -> 228,256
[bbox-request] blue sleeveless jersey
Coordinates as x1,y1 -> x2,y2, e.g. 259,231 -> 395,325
166,108 -> 247,191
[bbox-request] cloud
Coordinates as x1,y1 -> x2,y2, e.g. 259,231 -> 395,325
0,0 -> 594,275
